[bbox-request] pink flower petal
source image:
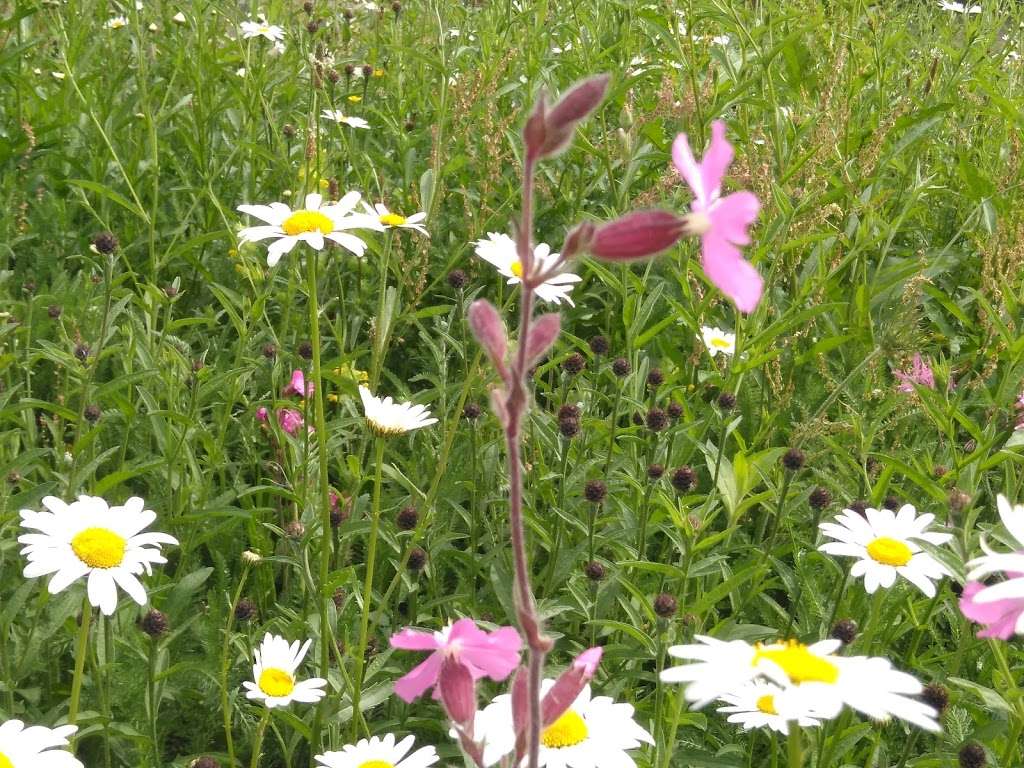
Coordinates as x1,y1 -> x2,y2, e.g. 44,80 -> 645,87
699,121 -> 735,203
708,191 -> 759,246
390,628 -> 440,651
393,652 -> 443,702
700,232 -> 764,314
672,132 -> 705,205
960,581 -> 1024,640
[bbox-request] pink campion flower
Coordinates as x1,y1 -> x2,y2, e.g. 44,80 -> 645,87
893,353 -> 935,393
283,369 -> 313,398
277,408 -> 307,435
256,406 -> 269,422
390,618 -> 522,703
672,120 -> 762,313
960,581 -> 1024,639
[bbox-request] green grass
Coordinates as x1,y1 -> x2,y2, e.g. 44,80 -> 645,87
2,0 -> 1024,766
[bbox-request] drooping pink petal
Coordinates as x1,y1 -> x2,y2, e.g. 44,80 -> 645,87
277,408 -> 305,435
698,121 -> 735,203
708,191 -> 759,246
390,628 -> 441,651
672,132 -> 706,206
458,629 -> 522,681
960,581 -> 1024,639
393,652 -> 443,703
700,232 -> 764,314
283,369 -> 312,398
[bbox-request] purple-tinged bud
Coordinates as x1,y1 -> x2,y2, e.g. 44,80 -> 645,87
511,665 -> 529,736
468,300 -> 509,378
537,74 -> 611,158
590,210 -> 686,262
541,646 -> 602,726
439,657 -> 477,728
525,313 -> 561,366
561,221 -> 596,261
523,93 -> 548,162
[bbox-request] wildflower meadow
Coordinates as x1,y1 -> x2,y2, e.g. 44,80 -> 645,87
3,0 -> 1024,766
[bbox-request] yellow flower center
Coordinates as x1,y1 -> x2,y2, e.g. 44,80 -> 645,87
0,752 -> 13,768
357,762 -> 394,768
282,210 -> 334,236
753,640 -> 839,685
866,536 -> 913,566
348,95 -> 362,103
71,527 -> 127,569
379,213 -> 407,227
711,337 -> 731,349
258,667 -> 295,697
510,260 -> 524,278
756,694 -> 777,715
541,709 -> 588,748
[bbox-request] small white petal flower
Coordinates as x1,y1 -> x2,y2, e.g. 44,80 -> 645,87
938,1 -> 981,12
237,192 -> 384,266
236,67 -> 246,77
700,326 -> 736,357
359,386 -> 438,437
172,11 -> 186,24
105,15 -> 128,29
818,505 -> 952,597
243,633 -> 326,708
240,20 -> 285,41
0,719 -> 83,768
321,110 -> 370,129
474,232 -> 582,306
717,681 -> 826,734
315,733 -> 439,768
19,495 -> 178,616
50,71 -> 66,81
362,202 -> 428,235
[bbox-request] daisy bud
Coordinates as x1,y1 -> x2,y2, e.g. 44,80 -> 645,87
439,657 -> 477,728
589,210 -> 685,262
525,313 -> 562,368
468,299 -> 509,377
541,646 -> 602,726
958,742 -> 986,768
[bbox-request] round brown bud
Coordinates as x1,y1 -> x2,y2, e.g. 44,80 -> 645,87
343,9 -> 354,21
558,404 -> 580,421
396,506 -> 418,531
647,464 -> 665,480
447,269 -> 467,289
48,304 -> 62,319
261,343 -> 277,359
297,341 -> 313,359
562,353 -> 586,376
327,68 -> 340,84
361,64 -> 374,78
653,592 -> 677,618
958,742 -> 986,768
463,402 -> 481,420
921,683 -> 949,715
407,546 -> 427,571
332,588 -> 346,608
584,480 -> 607,504
667,402 -> 683,420
235,597 -> 257,621
139,609 -> 169,637
933,464 -> 948,478
74,343 -> 91,361
782,448 -> 805,471
284,520 -> 305,539
646,408 -> 668,432
717,391 -> 736,410
583,560 -> 605,581
949,488 -> 971,514
830,618 -> 857,645
671,466 -> 696,493
7,471 -> 21,485
303,0 -> 314,11
611,357 -> 631,377
631,412 -> 644,426
588,335 -> 609,355
84,404 -> 101,423
808,487 -> 832,510
283,123 -> 297,138
344,63 -> 355,75
306,19 -> 320,34
558,417 -> 580,438
404,119 -> 416,132
646,368 -> 664,388
92,231 -> 119,254
391,0 -> 401,13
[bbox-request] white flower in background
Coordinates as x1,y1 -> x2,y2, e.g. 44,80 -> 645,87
661,636 -> 940,731
474,233 -> 582,306
240,19 -> 285,41
359,386 -> 438,437
363,202 -> 428,235
50,71 -> 66,81
0,720 -> 83,768
172,11 -> 186,24
243,633 -> 326,708
717,681 -> 826,734
469,682 -> 654,768
147,22 -> 158,32
938,1 -> 981,12
700,326 -> 736,357
236,67 -> 246,77
237,192 -> 383,266
105,15 -> 128,28
321,110 -> 369,129
711,34 -> 731,45
965,495 -> 1024,603
19,495 -> 178,616
271,40 -> 286,56
315,734 -> 439,768
819,505 -> 952,597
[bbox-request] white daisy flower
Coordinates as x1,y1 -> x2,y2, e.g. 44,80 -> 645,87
321,110 -> 370,129
717,681 -> 825,735
315,734 -> 439,768
469,681 -> 653,768
0,720 -> 83,768
938,1 -> 981,12
965,494 -> 1024,603
473,233 -> 582,306
19,495 -> 178,616
700,326 -> 736,357
105,15 -> 128,29
243,633 -> 327,708
362,202 -> 428,235
818,505 -> 952,597
359,386 -> 438,437
240,20 -> 285,41
237,192 -> 383,267
661,636 -> 940,732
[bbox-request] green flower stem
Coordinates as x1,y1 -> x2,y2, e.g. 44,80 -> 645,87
147,636 -> 161,765
68,596 -> 92,729
787,725 -> 803,768
990,639 -> 1024,766
221,563 -> 251,768
370,230 -> 394,390
249,708 -> 271,768
351,436 -> 385,739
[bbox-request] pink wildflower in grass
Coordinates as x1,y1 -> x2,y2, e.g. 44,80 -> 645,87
256,406 -> 269,422
390,618 -> 521,702
283,369 -> 313,398
277,408 -> 307,435
672,120 -> 762,313
960,582 -> 1024,639
893,353 -> 935,393
960,495 -> 1024,638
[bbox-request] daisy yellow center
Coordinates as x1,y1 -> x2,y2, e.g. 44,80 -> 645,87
71,527 -> 127,569
711,338 -> 731,349
282,210 -> 334,236
380,213 -> 407,227
357,762 -> 394,768
0,752 -> 12,768
756,694 -> 777,715
753,640 -> 839,685
258,667 -> 295,697
866,536 -> 912,566
510,260 -> 524,278
541,709 -> 588,748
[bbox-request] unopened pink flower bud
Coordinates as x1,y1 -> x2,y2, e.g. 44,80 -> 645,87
468,300 -> 509,380
256,406 -> 269,422
523,94 -> 548,162
590,210 -> 686,261
439,657 -> 477,728
525,313 -> 561,366
561,221 -> 596,262
537,74 -> 611,158
510,665 -> 529,736
541,646 -> 603,726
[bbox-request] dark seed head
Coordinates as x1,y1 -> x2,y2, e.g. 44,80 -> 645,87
396,506 -> 418,531
809,487 -> 832,510
646,368 -> 664,388
584,480 -> 607,504
958,742 -> 986,768
653,592 -> 677,618
362,64 -> 374,78
91,231 -> 119,254
284,520 -> 305,539
631,412 -> 644,426
74,343 -> 91,361
235,597 -> 257,621
303,0 -> 314,12
391,0 -> 401,13
671,466 -> 696,493
262,343 -> 277,359
933,464 -> 948,478
404,119 -> 415,132
326,68 -> 340,84
558,404 -> 580,421
407,546 -> 427,571
647,464 -> 665,480
921,683 -> 949,715
447,269 -> 467,289
588,335 -> 609,356
343,10 -> 354,21
646,407 -> 668,432
782,447 -> 805,471
949,488 -> 972,514
6,471 -> 20,485
562,352 -> 586,376
584,560 -> 605,581
139,609 -> 169,637
297,341 -> 313,360
48,304 -> 62,319
849,500 -> 868,517
344,62 -> 355,75
283,123 -> 297,138
667,402 -> 683,420
830,619 -> 857,645
883,495 -> 900,511
462,402 -> 481,420
611,357 -> 631,377
84,404 -> 101,423
717,391 -> 736,410
558,417 -> 580,438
